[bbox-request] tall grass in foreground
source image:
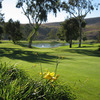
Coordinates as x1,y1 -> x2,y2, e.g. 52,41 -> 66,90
0,62 -> 76,100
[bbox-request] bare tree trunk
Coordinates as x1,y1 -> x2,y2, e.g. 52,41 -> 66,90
79,22 -> 82,48
69,39 -> 72,48
12,39 -> 16,44
28,25 -> 39,48
79,27 -> 82,48
28,32 -> 36,48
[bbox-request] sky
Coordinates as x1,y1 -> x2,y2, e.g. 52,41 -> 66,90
1,0 -> 100,24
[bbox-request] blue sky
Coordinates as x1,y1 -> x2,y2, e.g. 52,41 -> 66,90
1,0 -> 100,24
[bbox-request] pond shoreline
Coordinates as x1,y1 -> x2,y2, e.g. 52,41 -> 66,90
26,42 -> 69,48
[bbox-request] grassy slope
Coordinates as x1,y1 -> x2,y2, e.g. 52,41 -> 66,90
0,41 -> 100,100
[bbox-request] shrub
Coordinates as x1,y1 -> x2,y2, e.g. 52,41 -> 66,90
96,31 -> 100,43
83,36 -> 87,41
98,46 -> 100,51
0,62 -> 76,100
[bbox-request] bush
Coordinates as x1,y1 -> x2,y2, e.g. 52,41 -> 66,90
0,62 -> 76,100
96,31 -> 100,43
98,46 -> 100,51
83,36 -> 87,41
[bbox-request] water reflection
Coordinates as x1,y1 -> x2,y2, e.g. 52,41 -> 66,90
31,42 -> 69,48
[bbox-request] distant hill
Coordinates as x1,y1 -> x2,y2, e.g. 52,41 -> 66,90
20,17 -> 100,40
43,17 -> 100,26
41,17 -> 100,40
42,22 -> 62,27
84,17 -> 100,39
85,17 -> 100,25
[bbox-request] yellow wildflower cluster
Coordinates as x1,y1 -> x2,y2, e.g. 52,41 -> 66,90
40,71 -> 59,82
59,56 -> 64,59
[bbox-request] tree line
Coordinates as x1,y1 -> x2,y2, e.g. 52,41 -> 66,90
0,0 -> 100,48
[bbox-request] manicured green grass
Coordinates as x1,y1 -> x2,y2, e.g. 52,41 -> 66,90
0,40 -> 100,100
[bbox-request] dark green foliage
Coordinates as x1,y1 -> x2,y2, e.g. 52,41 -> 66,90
0,1 -> 2,8
83,36 -> 87,41
47,29 -> 57,39
0,13 -> 4,23
63,18 -> 80,41
57,27 -> 65,41
57,18 -> 80,48
0,3 -> 2,8
4,19 -> 23,43
16,0 -> 60,23
0,1 -> 4,24
21,24 -> 33,40
96,31 -> 100,42
0,62 -> 76,100
57,18 -> 86,48
0,26 -> 3,42
98,46 -> 100,51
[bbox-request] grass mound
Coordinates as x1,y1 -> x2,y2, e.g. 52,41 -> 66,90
0,62 -> 76,100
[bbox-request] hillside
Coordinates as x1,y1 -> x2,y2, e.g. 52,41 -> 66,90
41,17 -> 100,40
19,17 -> 100,40
85,17 -> 100,25
43,17 -> 100,27
84,17 -> 100,39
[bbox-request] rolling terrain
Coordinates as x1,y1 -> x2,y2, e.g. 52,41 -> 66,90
42,17 -> 100,40
19,17 -> 100,40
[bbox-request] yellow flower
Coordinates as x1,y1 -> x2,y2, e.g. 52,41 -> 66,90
40,70 -> 59,82
50,72 -> 55,77
44,72 -> 51,80
35,53 -> 38,56
51,74 -> 60,82
43,72 -> 47,75
44,72 -> 55,80
59,56 -> 61,59
44,74 -> 51,80
40,72 -> 47,76
40,72 -> 42,75
33,64 -> 36,67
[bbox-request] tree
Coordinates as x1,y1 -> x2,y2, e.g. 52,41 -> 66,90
21,24 -> 33,40
83,36 -> 87,41
16,0 -> 60,48
57,18 -> 86,48
0,0 -> 3,8
57,18 -> 79,48
97,31 -> 100,42
48,29 -> 57,39
0,0 -> 4,23
61,0 -> 98,47
0,25 -> 3,42
0,0 -> 4,43
0,13 -> 4,23
4,19 -> 23,43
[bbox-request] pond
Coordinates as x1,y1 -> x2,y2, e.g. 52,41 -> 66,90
31,42 -> 69,48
